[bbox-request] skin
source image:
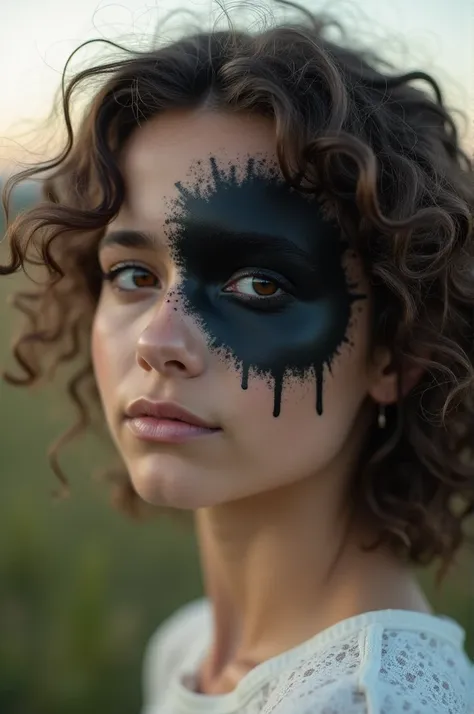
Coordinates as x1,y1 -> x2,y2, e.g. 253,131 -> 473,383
91,107 -> 431,695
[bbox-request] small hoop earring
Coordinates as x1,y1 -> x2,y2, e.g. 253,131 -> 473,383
377,404 -> 387,429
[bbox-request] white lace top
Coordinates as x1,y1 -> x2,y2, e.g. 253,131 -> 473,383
141,598 -> 474,714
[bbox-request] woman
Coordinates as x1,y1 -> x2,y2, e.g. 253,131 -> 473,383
2,2 -> 474,712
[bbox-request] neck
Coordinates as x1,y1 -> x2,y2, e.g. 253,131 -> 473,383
194,468 -> 431,692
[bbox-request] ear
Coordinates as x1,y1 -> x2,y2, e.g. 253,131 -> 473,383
368,346 -> 425,405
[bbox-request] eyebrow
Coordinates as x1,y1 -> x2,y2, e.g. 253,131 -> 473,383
98,226 -> 311,258
98,229 -> 158,251
98,223 -> 322,275
181,222 -> 318,267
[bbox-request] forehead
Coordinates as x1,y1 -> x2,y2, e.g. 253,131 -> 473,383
119,108 -> 280,216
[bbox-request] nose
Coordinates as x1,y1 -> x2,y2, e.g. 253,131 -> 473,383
136,296 -> 206,379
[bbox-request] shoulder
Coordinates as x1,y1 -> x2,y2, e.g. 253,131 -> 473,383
262,620 -> 473,714
141,598 -> 210,710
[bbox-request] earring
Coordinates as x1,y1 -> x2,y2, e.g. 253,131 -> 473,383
377,404 -> 387,429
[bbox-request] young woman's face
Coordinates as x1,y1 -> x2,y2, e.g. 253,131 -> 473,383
92,108 -> 378,509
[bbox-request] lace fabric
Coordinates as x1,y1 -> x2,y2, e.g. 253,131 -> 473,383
141,599 -> 474,714
262,627 -> 471,714
377,628 -> 471,714
261,633 -> 364,714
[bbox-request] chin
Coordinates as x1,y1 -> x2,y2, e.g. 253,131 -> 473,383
126,454 -> 224,510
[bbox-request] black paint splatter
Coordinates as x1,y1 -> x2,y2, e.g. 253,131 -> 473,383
164,155 -> 364,416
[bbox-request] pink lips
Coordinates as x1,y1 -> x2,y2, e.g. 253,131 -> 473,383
124,399 -> 221,444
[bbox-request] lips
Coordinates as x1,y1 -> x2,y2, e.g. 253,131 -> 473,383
123,399 -> 221,444
124,398 -> 219,429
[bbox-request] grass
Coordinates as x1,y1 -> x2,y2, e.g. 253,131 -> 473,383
0,187 -> 472,713
0,365 -> 203,714
0,186 -> 203,712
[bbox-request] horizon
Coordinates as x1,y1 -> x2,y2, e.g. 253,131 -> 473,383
1,0 -> 473,172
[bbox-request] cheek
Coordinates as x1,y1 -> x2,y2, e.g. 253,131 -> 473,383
229,306 -> 371,456
91,307 -> 132,405
240,341 -> 369,425
91,313 -> 111,401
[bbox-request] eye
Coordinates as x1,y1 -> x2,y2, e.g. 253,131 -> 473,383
222,269 -> 293,307
102,264 -> 159,292
225,275 -> 283,298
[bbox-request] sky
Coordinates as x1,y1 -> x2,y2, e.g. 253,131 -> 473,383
0,0 -> 473,169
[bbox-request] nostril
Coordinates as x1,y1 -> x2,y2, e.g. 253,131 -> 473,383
137,354 -> 153,372
164,359 -> 187,372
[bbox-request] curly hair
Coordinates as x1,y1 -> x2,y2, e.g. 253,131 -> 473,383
2,1 -> 474,583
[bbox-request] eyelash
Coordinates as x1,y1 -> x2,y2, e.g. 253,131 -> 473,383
101,263 -> 293,308
222,269 -> 294,309
101,263 -> 160,292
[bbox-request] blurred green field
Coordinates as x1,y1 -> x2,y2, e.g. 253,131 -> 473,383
0,185 -> 472,714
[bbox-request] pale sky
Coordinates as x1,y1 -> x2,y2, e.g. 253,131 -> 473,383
0,0 -> 473,169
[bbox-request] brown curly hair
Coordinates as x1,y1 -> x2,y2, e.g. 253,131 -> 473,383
2,1 -> 474,583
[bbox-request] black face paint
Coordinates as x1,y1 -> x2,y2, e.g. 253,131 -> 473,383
164,155 -> 365,416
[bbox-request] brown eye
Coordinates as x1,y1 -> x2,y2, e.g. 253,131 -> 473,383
252,277 -> 278,296
223,272 -> 287,301
103,265 -> 159,292
134,272 -> 157,288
